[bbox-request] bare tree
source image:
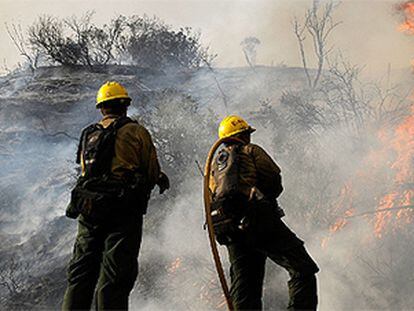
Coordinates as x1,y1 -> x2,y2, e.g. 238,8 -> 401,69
368,80 -> 412,127
64,12 -> 126,66
14,13 -> 214,70
320,55 -> 412,131
320,55 -> 367,130
28,13 -> 126,67
91,15 -> 126,65
293,18 -> 312,87
63,11 -> 94,67
240,36 -> 261,68
28,15 -> 78,66
5,22 -> 40,72
293,0 -> 342,88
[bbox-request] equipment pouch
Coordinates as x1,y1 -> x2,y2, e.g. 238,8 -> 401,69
65,177 -> 123,223
121,172 -> 150,214
210,197 -> 247,245
67,186 -> 112,223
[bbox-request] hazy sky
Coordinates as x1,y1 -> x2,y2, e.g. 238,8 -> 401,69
0,0 -> 412,73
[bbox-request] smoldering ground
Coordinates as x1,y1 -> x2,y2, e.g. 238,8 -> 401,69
4,66 -> 412,310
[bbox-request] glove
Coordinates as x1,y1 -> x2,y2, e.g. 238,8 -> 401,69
157,172 -> 170,194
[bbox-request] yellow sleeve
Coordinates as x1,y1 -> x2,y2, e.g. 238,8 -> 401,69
112,123 -> 160,188
251,144 -> 283,198
138,126 -> 161,188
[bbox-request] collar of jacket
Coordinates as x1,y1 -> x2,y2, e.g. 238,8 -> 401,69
100,114 -> 122,128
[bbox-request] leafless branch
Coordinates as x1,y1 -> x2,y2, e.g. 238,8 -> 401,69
5,22 -> 40,72
293,0 -> 342,88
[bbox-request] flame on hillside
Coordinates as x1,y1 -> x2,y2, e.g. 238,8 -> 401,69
397,1 -> 414,35
323,106 -> 414,247
373,107 -> 414,237
397,1 -> 414,67
322,2 -> 414,248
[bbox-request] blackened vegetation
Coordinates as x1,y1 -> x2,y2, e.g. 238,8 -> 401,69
2,7 -> 414,309
27,12 -> 124,68
9,12 -> 216,71
119,16 -> 215,70
0,61 -> 413,310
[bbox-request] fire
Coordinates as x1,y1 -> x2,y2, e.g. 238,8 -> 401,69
397,1 -> 414,35
373,107 -> 414,237
167,257 -> 182,273
397,1 -> 414,67
331,184 -> 354,230
322,106 -> 414,245
325,111 -> 414,243
321,184 -> 355,248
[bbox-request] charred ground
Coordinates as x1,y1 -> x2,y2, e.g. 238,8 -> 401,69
0,64 -> 413,310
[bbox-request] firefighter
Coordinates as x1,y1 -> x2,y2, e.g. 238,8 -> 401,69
208,115 -> 319,310
62,81 -> 169,310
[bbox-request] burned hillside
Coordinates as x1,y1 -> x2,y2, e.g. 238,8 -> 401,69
1,2 -> 414,309
0,61 -> 413,310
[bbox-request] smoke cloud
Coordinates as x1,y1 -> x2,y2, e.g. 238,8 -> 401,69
0,1 -> 414,310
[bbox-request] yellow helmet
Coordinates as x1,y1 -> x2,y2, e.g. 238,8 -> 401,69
218,115 -> 256,139
96,81 -> 131,108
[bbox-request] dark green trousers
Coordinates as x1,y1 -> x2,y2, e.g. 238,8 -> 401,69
227,214 -> 319,310
62,208 -> 143,310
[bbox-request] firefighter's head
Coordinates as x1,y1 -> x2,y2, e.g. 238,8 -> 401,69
218,115 -> 256,143
96,81 -> 131,116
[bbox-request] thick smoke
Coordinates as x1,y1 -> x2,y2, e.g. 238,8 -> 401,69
1,3 -> 414,311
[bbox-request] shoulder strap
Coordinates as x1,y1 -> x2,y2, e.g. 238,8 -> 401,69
75,117 -> 136,164
76,124 -> 101,164
111,116 -> 137,131
246,144 -> 259,172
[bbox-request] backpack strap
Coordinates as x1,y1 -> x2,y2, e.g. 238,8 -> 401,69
75,131 -> 84,164
245,144 -> 258,174
76,124 -> 100,164
75,117 -> 136,164
111,116 -> 137,131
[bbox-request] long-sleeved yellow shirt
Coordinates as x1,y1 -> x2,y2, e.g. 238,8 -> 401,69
209,143 -> 283,200
81,114 -> 161,189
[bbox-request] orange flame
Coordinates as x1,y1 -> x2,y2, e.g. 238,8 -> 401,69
321,184 -> 355,249
397,1 -> 414,35
374,107 -> 414,237
167,257 -> 182,273
323,104 -> 414,243
322,1 -> 414,248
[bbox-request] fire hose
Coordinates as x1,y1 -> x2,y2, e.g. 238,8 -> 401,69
203,137 -> 244,311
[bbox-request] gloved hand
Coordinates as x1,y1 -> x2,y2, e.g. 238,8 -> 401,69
157,172 -> 170,194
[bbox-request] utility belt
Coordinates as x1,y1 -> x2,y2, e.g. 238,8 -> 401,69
210,190 -> 285,245
66,173 -> 149,223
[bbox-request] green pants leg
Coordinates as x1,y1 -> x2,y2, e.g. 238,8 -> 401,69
264,220 -> 319,311
62,216 -> 104,310
227,243 -> 266,310
266,244 -> 319,310
227,219 -> 319,310
95,215 -> 143,310
62,211 -> 143,311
